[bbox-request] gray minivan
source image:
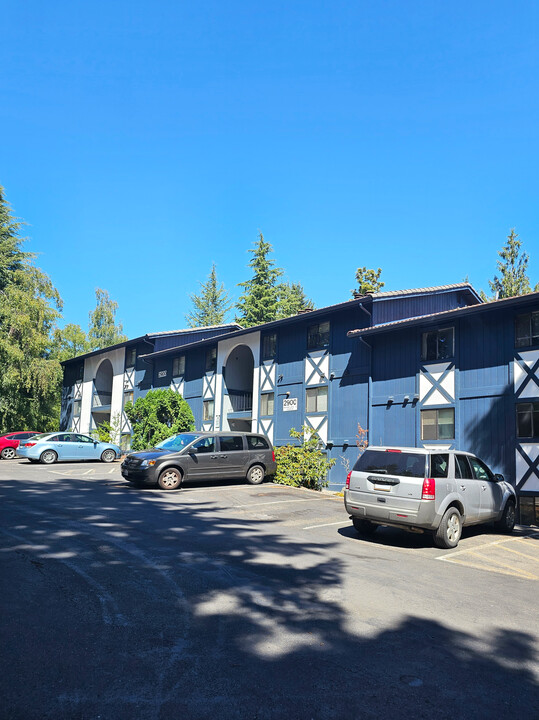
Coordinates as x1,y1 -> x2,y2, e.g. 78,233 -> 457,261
121,431 -> 276,490
344,446 -> 517,548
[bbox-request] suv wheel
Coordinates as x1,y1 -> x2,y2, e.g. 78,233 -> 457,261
157,467 -> 182,490
434,507 -> 462,549
352,518 -> 377,535
494,500 -> 516,533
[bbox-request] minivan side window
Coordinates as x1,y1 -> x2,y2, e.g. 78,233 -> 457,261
247,435 -> 269,450
219,436 -> 244,452
192,437 -> 215,453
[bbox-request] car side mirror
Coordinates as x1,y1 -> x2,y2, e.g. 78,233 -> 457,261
494,473 -> 504,483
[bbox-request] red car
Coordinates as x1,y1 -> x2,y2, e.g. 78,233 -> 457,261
0,431 -> 41,460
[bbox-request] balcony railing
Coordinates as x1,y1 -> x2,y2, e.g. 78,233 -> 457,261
92,390 -> 112,408
228,390 -> 252,412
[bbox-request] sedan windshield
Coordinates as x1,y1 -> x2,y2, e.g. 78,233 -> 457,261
155,434 -> 199,451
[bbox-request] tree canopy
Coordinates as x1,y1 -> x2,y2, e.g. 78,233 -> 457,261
353,266 -> 385,296
186,263 -> 232,328
236,233 -> 284,327
87,288 -> 127,350
276,281 -> 314,319
0,186 -> 63,432
124,388 -> 195,450
486,229 -> 538,299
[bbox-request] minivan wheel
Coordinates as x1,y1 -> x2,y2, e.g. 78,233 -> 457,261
1,447 -> 16,460
434,507 -> 462,549
246,464 -> 265,485
495,500 -> 516,534
352,518 -> 377,536
157,467 -> 182,490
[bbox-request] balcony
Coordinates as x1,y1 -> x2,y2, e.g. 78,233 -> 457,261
228,390 -> 252,413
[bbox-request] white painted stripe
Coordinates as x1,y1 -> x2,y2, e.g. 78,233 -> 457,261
303,520 -> 350,530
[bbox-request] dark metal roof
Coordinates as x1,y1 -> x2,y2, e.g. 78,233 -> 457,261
370,282 -> 482,304
347,291 -> 539,339
60,335 -> 153,366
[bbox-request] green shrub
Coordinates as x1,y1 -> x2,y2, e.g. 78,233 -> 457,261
124,388 -> 195,450
274,426 -> 335,491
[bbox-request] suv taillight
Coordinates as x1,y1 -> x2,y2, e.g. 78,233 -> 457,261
272,450 -> 275,462
346,471 -> 352,489
421,478 -> 435,500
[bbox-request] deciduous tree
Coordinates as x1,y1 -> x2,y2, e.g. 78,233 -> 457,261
88,288 -> 127,350
124,388 -> 195,450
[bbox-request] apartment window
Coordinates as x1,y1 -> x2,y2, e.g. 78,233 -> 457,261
307,321 -> 330,351
260,392 -> 274,416
173,355 -> 185,377
75,363 -> 84,381
73,400 -> 81,417
516,402 -> 539,438
262,333 -> 277,360
126,347 -> 137,368
205,347 -> 217,372
306,386 -> 328,413
515,310 -> 539,348
203,399 -> 214,421
124,391 -> 134,407
421,408 -> 455,440
421,328 -> 454,361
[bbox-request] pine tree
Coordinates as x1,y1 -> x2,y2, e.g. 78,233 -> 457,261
87,288 -> 127,350
186,263 -> 232,327
0,185 -> 63,432
488,229 -> 537,299
352,267 -> 385,296
236,233 -> 283,327
276,281 -> 315,319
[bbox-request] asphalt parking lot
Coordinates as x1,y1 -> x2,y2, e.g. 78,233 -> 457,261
1,459 -> 538,719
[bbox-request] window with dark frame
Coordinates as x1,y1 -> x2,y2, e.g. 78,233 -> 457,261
306,386 -> 328,413
420,408 -> 455,440
126,347 -> 137,368
515,310 -> 539,348
205,347 -> 217,372
516,402 -> 539,438
124,391 -> 134,407
421,328 -> 454,361
260,392 -> 274,416
173,355 -> 185,377
307,321 -> 330,351
73,400 -> 81,417
262,333 -> 277,360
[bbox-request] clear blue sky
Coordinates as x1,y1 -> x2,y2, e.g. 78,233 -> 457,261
2,1 -> 538,338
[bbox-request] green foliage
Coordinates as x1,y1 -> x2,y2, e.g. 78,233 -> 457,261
274,426 -> 336,491
124,388 -> 195,450
53,323 -> 91,362
353,267 -> 384,296
95,413 -> 121,445
186,263 -> 233,327
276,281 -> 315,319
0,185 -> 63,433
88,288 -> 127,350
486,229 -> 538,300
236,233 -> 283,327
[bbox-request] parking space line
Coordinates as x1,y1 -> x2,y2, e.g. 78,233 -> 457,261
438,556 -> 534,580
498,544 -> 539,564
435,532 -> 539,561
303,520 -> 350,530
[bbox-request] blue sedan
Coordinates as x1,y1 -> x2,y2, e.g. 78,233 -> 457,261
17,432 -> 121,464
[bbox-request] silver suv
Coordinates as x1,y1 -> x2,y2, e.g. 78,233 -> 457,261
344,447 -> 517,548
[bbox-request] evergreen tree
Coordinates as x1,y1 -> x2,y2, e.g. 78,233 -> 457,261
352,266 -> 385,296
87,288 -> 127,350
276,281 -> 315,319
0,186 -> 63,432
186,263 -> 232,327
487,229 -> 538,299
236,233 -> 283,327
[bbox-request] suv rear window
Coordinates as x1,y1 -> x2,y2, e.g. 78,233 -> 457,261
353,450 -> 427,478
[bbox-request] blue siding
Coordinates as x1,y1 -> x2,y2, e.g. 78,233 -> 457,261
153,327 -> 237,352
372,289 -> 474,325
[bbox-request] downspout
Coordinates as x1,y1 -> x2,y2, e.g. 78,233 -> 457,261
358,335 -> 372,447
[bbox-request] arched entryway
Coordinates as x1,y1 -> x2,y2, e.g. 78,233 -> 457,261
92,358 -> 113,429
223,345 -> 254,431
